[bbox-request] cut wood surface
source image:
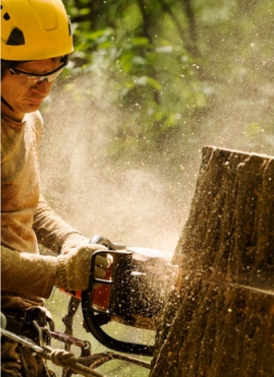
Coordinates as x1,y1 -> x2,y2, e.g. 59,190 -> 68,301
150,146 -> 274,377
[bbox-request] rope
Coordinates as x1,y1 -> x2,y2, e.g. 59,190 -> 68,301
1,327 -> 104,377
79,351 -> 151,370
48,346 -> 104,377
61,296 -> 81,377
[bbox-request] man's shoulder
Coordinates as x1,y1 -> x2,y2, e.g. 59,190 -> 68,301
24,111 -> 44,133
24,110 -> 43,125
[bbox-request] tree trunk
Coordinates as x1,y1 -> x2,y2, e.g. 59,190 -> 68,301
150,146 -> 274,377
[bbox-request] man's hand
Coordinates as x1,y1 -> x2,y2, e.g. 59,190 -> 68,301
56,244 -> 112,292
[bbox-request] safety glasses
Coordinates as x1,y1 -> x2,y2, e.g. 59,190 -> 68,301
9,64 -> 66,86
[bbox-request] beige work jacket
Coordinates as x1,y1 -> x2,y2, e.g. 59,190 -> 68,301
1,104 -> 85,311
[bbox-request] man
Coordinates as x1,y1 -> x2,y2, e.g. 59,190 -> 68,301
1,0 -> 111,376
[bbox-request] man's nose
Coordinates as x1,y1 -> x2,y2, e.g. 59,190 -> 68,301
31,79 -> 50,95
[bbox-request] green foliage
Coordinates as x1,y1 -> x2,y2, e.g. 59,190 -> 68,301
60,0 -> 209,166
57,0 -> 274,176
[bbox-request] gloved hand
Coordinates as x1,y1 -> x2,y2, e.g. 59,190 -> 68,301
61,234 -> 91,252
56,244 -> 112,292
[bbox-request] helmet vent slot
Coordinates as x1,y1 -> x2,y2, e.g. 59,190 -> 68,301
6,27 -> 25,46
3,12 -> 10,20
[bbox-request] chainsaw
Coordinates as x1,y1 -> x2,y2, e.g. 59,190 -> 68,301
81,235 -> 178,357
1,236 -> 178,376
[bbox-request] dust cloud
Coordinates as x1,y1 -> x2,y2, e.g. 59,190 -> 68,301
40,74 -> 192,255
40,51 -> 274,259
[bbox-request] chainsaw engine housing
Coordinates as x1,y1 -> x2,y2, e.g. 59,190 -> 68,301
82,246 -> 177,355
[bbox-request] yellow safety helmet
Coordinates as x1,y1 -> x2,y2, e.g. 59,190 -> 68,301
1,0 -> 74,61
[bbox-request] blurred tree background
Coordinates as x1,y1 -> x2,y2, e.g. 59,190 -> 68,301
62,0 -> 274,163
41,0 -> 274,248
43,1 -> 274,375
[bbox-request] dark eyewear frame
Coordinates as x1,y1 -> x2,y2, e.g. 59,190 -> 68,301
9,63 -> 67,86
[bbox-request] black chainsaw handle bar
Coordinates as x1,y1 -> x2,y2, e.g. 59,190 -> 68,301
90,235 -> 126,251
81,249 -> 154,357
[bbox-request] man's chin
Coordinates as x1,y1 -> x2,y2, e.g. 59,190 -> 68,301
24,102 -> 42,112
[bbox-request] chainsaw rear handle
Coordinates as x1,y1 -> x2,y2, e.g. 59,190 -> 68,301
81,248 -> 154,356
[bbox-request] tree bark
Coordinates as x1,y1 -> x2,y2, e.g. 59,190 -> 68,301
150,146 -> 274,377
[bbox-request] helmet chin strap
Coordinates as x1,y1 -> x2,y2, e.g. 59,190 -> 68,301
1,95 -> 15,112
1,59 -> 15,111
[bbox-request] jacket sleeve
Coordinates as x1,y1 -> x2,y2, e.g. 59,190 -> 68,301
1,245 -> 57,299
33,195 -> 88,254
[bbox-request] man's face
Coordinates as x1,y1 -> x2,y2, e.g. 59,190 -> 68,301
1,58 -> 63,119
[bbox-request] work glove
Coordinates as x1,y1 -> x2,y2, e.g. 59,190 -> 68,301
61,234 -> 91,252
56,244 -> 112,292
